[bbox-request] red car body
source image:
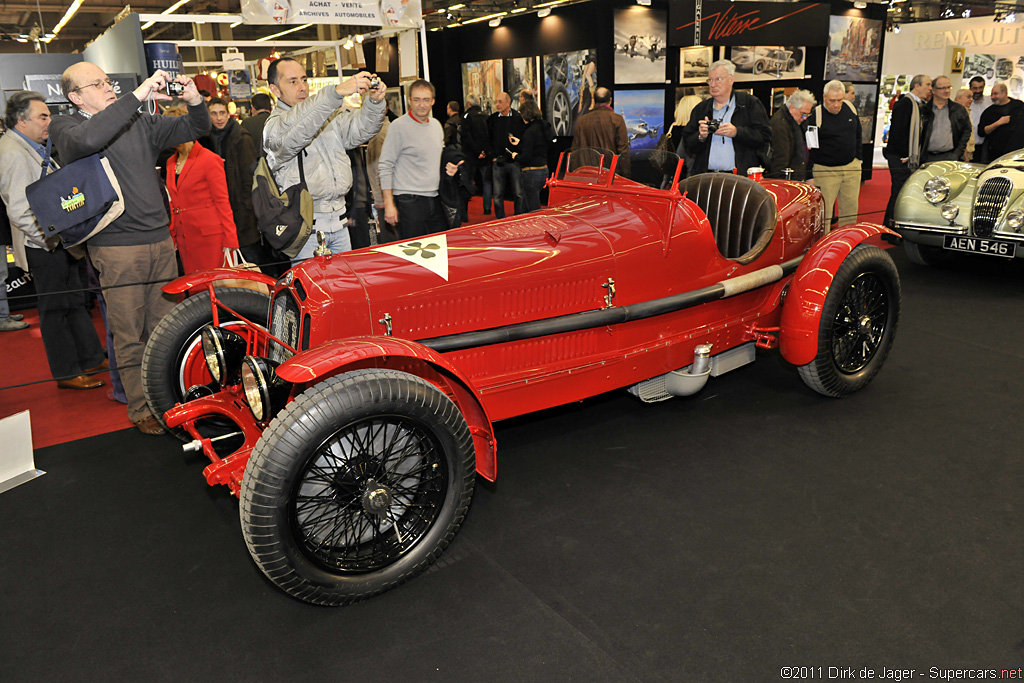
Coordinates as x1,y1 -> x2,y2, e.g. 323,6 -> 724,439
145,154 -> 899,605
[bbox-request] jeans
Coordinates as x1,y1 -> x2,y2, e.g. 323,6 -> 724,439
491,160 -> 522,218
468,157 -> 492,213
520,167 -> 548,213
292,212 -> 352,264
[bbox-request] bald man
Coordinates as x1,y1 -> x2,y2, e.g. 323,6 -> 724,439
978,82 -> 1024,160
49,62 -> 210,435
954,88 -> 975,161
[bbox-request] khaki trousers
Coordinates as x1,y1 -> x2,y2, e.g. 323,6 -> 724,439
89,238 -> 177,423
813,158 -> 861,229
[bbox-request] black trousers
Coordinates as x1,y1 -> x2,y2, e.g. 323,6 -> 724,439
884,156 -> 914,228
25,246 -> 105,379
385,194 -> 447,242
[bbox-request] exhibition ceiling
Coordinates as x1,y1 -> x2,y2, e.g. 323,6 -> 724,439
0,0 -> 1020,55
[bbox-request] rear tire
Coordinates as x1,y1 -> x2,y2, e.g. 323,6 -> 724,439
798,245 -> 900,397
239,369 -> 476,606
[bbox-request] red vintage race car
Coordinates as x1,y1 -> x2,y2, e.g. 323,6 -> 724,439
141,151 -> 901,606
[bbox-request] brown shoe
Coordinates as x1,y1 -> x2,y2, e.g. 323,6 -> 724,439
85,358 -> 109,373
133,415 -> 166,435
57,375 -> 105,390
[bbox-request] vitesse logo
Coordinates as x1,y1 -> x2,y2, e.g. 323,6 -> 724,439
60,187 -> 85,213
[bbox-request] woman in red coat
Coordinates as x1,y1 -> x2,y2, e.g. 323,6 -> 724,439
165,139 -> 238,274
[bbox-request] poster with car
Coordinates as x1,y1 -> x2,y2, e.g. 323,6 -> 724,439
613,7 -> 667,84
504,56 -> 541,106
543,49 -> 597,137
461,59 -> 503,115
679,46 -> 714,84
824,15 -> 882,82
729,46 -> 806,81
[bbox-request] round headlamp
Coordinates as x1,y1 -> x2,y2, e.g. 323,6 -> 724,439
241,356 -> 290,421
940,203 -> 959,222
1006,210 -> 1024,230
923,176 -> 951,204
200,325 -> 247,385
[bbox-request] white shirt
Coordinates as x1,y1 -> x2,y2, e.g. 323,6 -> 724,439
970,96 -> 992,144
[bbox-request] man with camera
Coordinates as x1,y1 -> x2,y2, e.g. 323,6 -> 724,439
683,59 -> 771,176
263,58 -> 387,263
50,63 -> 210,435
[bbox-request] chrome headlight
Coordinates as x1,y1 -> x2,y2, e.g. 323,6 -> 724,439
940,203 -> 959,222
200,325 -> 247,385
241,356 -> 290,421
1006,209 -> 1024,230
923,176 -> 951,204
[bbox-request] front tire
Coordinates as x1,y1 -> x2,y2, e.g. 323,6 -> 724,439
141,287 -> 270,438
239,369 -> 476,606
798,245 -> 900,397
547,83 -> 571,136
903,239 -> 949,267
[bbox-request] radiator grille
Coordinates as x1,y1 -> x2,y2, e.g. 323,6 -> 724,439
268,290 -> 300,363
972,176 -> 1012,237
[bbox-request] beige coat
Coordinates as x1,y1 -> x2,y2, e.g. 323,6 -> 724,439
0,131 -> 57,270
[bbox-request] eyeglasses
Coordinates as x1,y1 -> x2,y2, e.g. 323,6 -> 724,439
934,85 -> 951,90
798,111 -> 811,120
706,76 -> 728,84
73,78 -> 113,93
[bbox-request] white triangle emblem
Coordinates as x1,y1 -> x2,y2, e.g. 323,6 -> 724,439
373,234 -> 449,281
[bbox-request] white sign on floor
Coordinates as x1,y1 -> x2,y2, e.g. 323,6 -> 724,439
0,410 -> 44,494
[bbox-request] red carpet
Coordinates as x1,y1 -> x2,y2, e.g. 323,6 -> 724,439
1,173 -> 892,449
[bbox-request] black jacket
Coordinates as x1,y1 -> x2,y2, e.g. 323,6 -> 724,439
978,98 -> 1024,160
944,100 -> 972,160
488,110 -> 526,164
766,106 -> 809,181
682,91 -> 771,176
885,94 -> 932,162
461,105 -> 490,160
202,120 -> 259,247
514,119 -> 555,168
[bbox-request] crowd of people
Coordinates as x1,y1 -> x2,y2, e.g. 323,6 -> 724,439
4,55 -> 1021,434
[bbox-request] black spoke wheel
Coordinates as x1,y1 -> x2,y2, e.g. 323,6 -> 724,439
240,369 -> 475,606
141,287 -> 270,440
798,245 -> 901,397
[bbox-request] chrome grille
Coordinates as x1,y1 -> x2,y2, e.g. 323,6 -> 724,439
972,176 -> 1012,237
268,290 -> 300,363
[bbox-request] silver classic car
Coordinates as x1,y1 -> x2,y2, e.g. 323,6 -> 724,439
893,151 -> 1024,265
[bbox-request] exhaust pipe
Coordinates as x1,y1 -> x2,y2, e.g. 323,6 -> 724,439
664,344 -> 713,397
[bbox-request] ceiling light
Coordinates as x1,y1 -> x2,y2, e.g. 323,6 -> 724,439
230,20 -> 242,28
941,7 -> 953,17
447,3 -> 465,9
537,7 -> 551,16
1007,13 -> 1017,22
511,7 -> 527,12
50,0 -> 85,38
853,0 -> 866,7
893,23 -> 901,32
355,34 -> 364,43
488,17 -> 501,26
637,0 -> 652,5
462,11 -> 506,25
256,22 -> 313,41
343,37 -> 354,49
141,0 -> 192,30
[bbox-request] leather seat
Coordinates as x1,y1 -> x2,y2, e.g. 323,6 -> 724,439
679,173 -> 778,265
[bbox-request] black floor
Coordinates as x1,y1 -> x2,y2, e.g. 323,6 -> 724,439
3,247 -> 1023,682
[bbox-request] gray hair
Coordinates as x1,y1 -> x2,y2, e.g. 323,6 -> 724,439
909,74 -> 930,91
4,90 -> 46,130
708,59 -> 736,77
823,80 -> 845,97
466,93 -> 480,107
787,89 -> 816,110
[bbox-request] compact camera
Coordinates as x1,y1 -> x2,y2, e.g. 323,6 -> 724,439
706,118 -> 722,134
369,76 -> 382,90
166,80 -> 185,97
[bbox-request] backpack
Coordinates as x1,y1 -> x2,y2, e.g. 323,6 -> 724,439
251,152 -> 314,258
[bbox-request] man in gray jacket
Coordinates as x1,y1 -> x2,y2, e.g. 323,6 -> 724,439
263,58 -> 386,263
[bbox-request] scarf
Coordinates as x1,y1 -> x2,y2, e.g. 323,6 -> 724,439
908,97 -> 922,171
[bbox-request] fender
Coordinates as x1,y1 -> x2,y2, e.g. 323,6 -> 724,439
779,223 -> 899,367
162,268 -> 278,295
277,337 -> 498,482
